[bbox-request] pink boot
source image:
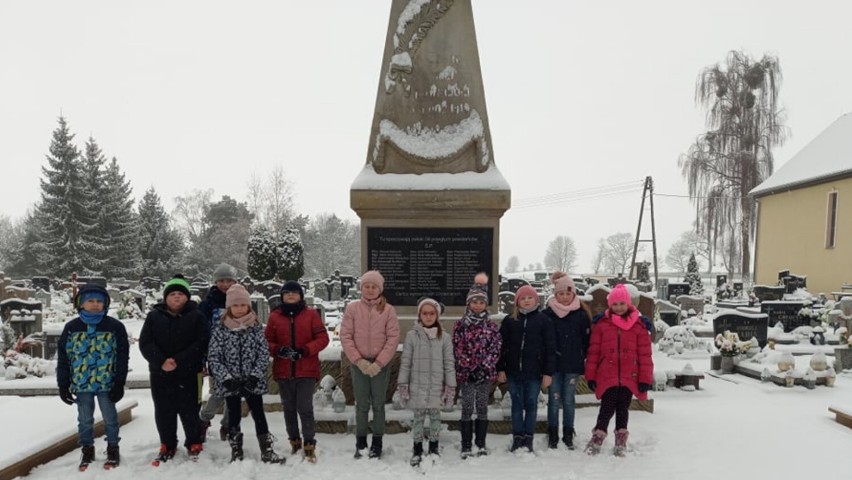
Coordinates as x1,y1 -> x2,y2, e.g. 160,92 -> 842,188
584,429 -> 607,455
613,429 -> 629,457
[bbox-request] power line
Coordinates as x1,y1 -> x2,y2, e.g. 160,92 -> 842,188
513,179 -> 645,209
656,192 -> 743,200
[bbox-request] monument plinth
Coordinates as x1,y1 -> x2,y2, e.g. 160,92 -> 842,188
351,0 -> 510,322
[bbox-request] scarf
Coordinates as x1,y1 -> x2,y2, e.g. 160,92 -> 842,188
280,301 -> 305,317
362,297 -> 379,308
223,311 -> 258,331
547,296 -> 580,318
462,308 -> 489,325
608,307 -> 639,331
519,305 -> 538,315
79,310 -> 105,335
423,326 -> 438,339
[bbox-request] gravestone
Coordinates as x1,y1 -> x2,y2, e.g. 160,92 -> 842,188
753,285 -> 785,302
31,276 -> 50,292
340,275 -> 356,298
33,289 -> 52,308
637,294 -> 655,322
141,277 -> 162,290
259,281 -> 282,301
667,283 -> 690,300
657,300 -> 682,327
330,282 -> 342,302
107,287 -> 122,305
584,277 -> 600,287
677,295 -> 705,315
498,291 -> 514,314
712,311 -> 769,348
655,278 -> 669,300
351,0 -> 510,319
588,287 -> 610,317
782,274 -> 807,293
777,269 -> 790,282
128,289 -> 146,311
716,300 -> 749,310
76,276 -> 107,288
507,278 -> 529,294
760,301 -> 807,332
268,295 -> 282,312
252,294 -> 270,324
732,282 -> 744,295
716,275 -> 728,288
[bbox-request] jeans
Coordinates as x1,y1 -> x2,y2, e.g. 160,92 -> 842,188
76,391 -> 120,446
507,374 -> 541,435
547,372 -> 579,428
278,378 -> 317,442
351,364 -> 391,437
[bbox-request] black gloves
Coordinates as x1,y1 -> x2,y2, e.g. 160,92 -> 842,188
245,376 -> 260,391
222,379 -> 242,393
638,382 -> 652,393
277,346 -> 303,361
586,380 -> 597,392
108,383 -> 125,403
59,386 -> 76,405
468,369 -> 487,384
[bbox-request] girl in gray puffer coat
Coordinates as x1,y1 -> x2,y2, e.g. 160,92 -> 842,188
397,298 -> 456,467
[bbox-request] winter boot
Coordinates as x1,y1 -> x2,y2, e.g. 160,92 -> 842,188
353,435 -> 368,459
584,429 -> 607,456
187,443 -> 203,461
459,420 -> 474,458
523,434 -> 534,453
258,433 -> 285,464
303,440 -> 317,463
547,426 -> 559,449
410,442 -> 423,467
613,429 -> 629,457
474,419 -> 489,456
78,445 -> 95,471
228,430 -> 244,463
428,440 -> 440,456
563,427 -> 576,450
368,435 -> 383,459
289,437 -> 302,454
219,425 -> 228,441
197,420 -> 210,443
104,443 -> 120,469
509,434 -> 524,453
151,444 -> 176,466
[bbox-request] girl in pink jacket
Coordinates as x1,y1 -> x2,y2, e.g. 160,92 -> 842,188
584,284 -> 653,457
340,270 -> 400,459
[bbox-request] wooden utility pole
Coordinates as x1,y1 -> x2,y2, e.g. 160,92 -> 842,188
631,176 -> 659,286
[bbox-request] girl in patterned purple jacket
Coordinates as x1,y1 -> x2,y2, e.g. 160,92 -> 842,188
451,279 -> 502,459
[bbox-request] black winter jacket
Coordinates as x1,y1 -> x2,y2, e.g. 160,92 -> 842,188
139,301 -> 209,379
198,286 -> 226,328
542,306 -> 591,374
496,309 -> 555,377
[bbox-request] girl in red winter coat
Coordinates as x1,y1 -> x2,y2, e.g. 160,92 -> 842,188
584,284 -> 653,457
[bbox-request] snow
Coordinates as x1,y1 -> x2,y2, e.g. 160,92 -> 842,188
350,164 -> 510,191
372,110 -> 486,162
751,112 -> 852,196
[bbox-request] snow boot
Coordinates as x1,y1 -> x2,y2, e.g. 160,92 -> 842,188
474,419 -> 489,456
219,425 -> 228,441
303,440 -> 317,463
460,420 -> 474,458
78,445 -> 95,471
547,426 -> 559,449
563,427 -> 576,450
258,433 -> 285,464
228,430 -> 244,462
187,443 -> 203,461
104,443 -> 119,469
151,444 -> 176,466
613,429 -> 629,457
510,434 -> 524,452
198,420 -> 211,443
410,442 -> 423,467
585,429 -> 607,456
353,435 -> 368,459
289,437 -> 302,454
523,433 -> 534,452
368,435 -> 383,459
428,440 -> 440,456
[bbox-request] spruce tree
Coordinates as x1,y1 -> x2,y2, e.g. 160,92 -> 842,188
277,227 -> 305,282
247,225 -> 277,281
81,137 -> 108,272
100,157 -> 141,277
37,117 -> 97,276
684,253 -> 704,296
138,187 -> 184,278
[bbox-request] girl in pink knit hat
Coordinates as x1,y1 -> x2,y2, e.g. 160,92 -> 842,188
340,270 -> 400,459
583,283 -> 654,457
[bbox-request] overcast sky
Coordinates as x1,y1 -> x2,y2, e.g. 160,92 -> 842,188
1,0 -> 851,274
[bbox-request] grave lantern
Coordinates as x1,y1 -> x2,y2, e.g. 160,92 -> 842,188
825,367 -> 837,387
332,388 -> 347,413
778,352 -> 795,372
802,368 -> 817,390
784,370 -> 795,388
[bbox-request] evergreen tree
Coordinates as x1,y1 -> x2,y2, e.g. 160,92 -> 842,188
138,187 -> 184,278
277,227 -> 305,281
684,253 -> 704,296
247,225 -> 277,280
37,117 -> 98,275
100,157 -> 141,277
80,137 -> 109,272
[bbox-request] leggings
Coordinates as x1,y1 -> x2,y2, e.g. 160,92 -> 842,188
459,381 -> 489,421
594,386 -> 633,432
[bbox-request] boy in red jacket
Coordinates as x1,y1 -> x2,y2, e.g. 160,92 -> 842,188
584,284 -> 653,457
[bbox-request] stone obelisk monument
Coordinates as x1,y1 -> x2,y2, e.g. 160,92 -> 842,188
350,0 -> 510,322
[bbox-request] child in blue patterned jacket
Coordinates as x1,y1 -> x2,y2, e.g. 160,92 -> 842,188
57,284 -> 130,471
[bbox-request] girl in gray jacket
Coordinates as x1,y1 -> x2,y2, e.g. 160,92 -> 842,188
397,298 -> 456,467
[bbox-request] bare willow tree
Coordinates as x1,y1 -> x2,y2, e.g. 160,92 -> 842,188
679,50 -> 787,279
246,164 -> 296,239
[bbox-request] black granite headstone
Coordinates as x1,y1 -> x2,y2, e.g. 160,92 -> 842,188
507,278 -> 529,294
716,275 -> 728,288
659,311 -> 680,327
713,312 -> 769,348
31,276 -> 50,292
668,283 -> 691,299
760,301 -> 807,332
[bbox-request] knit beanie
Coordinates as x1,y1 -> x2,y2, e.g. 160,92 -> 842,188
466,285 -> 488,304
360,270 -> 384,292
551,271 -> 576,293
280,280 -> 305,301
212,263 -> 238,282
417,297 -> 441,321
226,284 -> 252,307
163,275 -> 191,300
515,285 -> 539,303
607,284 -> 632,307
75,285 -> 110,311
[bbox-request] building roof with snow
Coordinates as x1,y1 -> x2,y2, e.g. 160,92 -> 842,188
750,112 -> 852,197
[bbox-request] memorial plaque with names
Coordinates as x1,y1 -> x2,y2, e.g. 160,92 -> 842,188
668,283 -> 690,299
760,301 -> 807,332
367,227 -> 492,306
713,312 -> 769,347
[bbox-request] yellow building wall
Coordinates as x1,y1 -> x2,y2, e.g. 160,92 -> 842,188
754,175 -> 852,295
